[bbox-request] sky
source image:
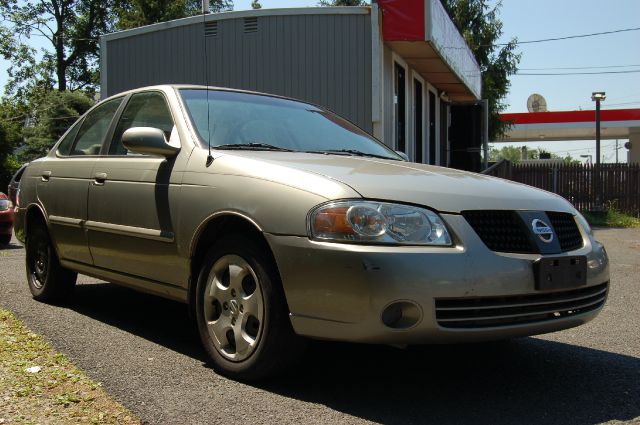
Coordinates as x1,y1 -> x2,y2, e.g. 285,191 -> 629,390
2,0 -> 639,162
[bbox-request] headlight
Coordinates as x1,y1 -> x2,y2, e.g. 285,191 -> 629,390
0,199 -> 12,211
309,200 -> 452,246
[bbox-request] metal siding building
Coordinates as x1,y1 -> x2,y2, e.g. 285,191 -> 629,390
101,2 -> 483,169
102,9 -> 373,132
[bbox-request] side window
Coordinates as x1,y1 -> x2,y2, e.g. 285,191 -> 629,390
56,120 -> 82,156
109,92 -> 175,156
71,97 -> 123,156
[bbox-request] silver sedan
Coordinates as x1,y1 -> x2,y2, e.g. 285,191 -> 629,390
15,85 -> 609,380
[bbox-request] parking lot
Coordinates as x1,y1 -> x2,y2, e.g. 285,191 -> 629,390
1,228 -> 639,424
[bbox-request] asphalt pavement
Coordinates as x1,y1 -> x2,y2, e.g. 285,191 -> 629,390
1,228 -> 639,425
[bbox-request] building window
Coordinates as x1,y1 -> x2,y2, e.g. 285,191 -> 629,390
428,90 -> 436,165
394,62 -> 406,153
414,79 -> 423,163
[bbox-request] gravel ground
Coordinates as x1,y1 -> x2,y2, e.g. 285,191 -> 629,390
0,228 -> 638,425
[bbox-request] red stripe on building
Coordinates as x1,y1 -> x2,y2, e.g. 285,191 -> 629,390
500,109 -> 640,125
378,0 -> 425,41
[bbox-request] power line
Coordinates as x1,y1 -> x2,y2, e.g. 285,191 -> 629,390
519,64 -> 640,71
494,26 -> 640,46
515,70 -> 640,76
602,101 -> 640,108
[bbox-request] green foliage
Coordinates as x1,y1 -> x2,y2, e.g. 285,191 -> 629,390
0,101 -> 26,192
582,208 -> 640,228
21,91 -> 94,162
115,0 -> 233,30
489,145 -> 529,164
489,145 -> 579,164
0,0 -> 113,94
441,0 -> 520,141
251,0 -> 262,9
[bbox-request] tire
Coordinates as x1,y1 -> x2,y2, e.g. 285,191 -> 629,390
0,234 -> 10,246
195,233 -> 305,380
26,220 -> 77,303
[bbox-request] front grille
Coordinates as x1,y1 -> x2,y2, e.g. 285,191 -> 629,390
546,211 -> 583,251
435,282 -> 608,329
462,210 -> 535,253
462,210 -> 584,253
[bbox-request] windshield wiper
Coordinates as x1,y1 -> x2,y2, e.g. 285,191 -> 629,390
215,142 -> 293,152
318,149 -> 397,160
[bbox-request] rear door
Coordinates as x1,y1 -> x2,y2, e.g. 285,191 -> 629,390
37,97 -> 124,264
87,90 -> 187,286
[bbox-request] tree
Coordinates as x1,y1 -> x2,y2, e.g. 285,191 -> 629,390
20,90 -> 94,162
489,145 -> 530,164
0,111 -> 22,192
441,0 -> 520,141
115,0 -> 234,30
251,0 -> 262,9
0,1 -> 113,94
319,0 -> 368,6
489,145 -> 579,164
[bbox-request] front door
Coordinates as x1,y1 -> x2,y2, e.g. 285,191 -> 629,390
87,91 -> 185,286
37,97 -> 124,265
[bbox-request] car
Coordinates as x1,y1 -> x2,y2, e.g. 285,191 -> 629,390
15,85 -> 610,380
0,192 -> 14,246
8,162 -> 29,207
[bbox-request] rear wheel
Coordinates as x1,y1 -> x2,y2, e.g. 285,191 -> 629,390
195,234 -> 304,380
26,220 -> 77,303
0,234 -> 10,246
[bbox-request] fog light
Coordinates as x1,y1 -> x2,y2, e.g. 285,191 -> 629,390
381,301 -> 421,329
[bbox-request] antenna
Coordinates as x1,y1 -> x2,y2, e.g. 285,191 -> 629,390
202,0 -> 213,167
527,93 -> 548,112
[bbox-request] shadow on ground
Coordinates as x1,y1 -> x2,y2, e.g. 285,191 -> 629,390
70,281 -> 640,425
0,241 -> 24,251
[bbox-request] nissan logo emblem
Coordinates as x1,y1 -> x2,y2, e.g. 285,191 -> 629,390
531,219 -> 554,243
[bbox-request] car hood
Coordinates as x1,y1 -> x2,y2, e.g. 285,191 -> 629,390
220,152 -> 573,213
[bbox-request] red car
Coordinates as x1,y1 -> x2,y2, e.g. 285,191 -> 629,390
0,192 -> 14,246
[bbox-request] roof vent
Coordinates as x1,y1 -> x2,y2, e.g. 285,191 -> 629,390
244,17 -> 258,33
204,21 -> 218,37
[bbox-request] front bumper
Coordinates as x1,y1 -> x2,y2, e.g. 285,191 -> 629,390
266,213 -> 609,344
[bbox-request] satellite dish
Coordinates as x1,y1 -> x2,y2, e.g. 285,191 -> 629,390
527,94 -> 548,112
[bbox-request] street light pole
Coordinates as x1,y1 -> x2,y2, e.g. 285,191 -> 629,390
591,92 -> 606,208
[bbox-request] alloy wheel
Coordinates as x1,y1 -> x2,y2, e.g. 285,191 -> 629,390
203,255 -> 265,362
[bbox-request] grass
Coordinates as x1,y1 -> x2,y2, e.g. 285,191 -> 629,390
0,309 -> 141,424
582,209 -> 640,228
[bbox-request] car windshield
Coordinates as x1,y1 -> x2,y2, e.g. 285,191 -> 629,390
179,89 -> 401,160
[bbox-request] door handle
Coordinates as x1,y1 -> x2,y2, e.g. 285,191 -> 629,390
41,171 -> 52,182
93,172 -> 107,185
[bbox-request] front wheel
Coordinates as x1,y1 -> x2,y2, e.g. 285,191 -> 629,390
195,234 -> 304,380
26,220 -> 77,303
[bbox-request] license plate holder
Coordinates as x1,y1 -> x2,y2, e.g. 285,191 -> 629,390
534,255 -> 587,291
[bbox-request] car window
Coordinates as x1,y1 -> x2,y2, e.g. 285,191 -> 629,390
179,89 -> 401,160
71,97 -> 123,156
56,120 -> 83,156
109,92 -> 175,156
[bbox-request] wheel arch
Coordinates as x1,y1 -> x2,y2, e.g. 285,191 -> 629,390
24,203 -> 49,235
187,212 -> 287,319
23,204 -> 63,260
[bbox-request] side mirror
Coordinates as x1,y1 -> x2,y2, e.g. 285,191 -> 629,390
122,127 -> 180,158
396,151 -> 409,161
